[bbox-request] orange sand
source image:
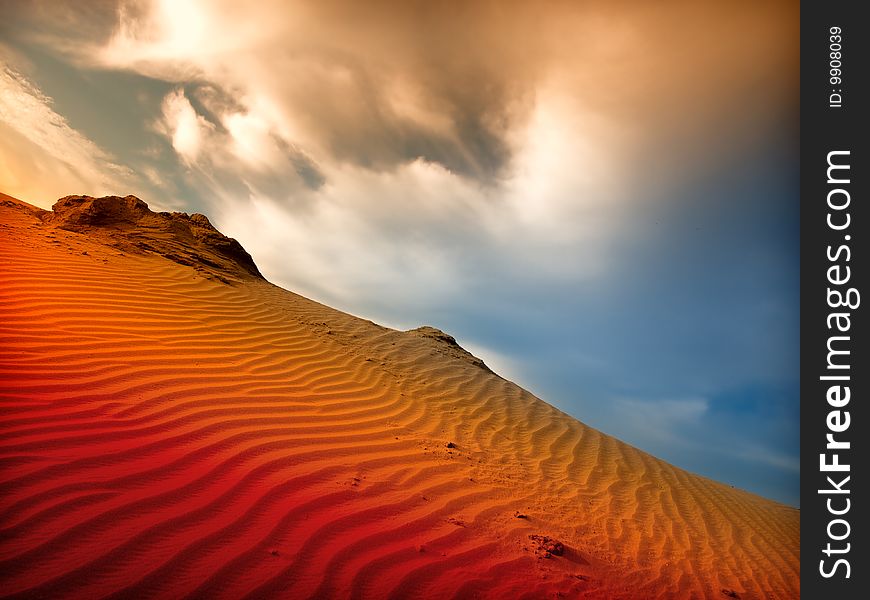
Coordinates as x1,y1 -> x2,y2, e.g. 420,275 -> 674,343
0,194 -> 799,599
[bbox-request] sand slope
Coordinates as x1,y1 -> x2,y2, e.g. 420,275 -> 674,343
0,195 -> 799,599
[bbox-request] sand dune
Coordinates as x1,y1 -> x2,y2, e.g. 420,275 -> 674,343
0,194 -> 798,599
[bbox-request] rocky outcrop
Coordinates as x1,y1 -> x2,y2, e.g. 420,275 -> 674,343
47,195 -> 263,281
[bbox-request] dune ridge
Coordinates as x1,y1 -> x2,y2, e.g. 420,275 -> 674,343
0,194 -> 798,599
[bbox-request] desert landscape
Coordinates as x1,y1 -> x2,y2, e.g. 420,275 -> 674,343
0,193 -> 799,599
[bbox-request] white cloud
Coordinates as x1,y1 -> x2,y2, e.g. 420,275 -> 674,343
731,443 -> 800,473
156,88 -> 214,165
50,0 -> 794,306
0,62 -> 139,207
222,111 -> 282,170
75,1 -> 674,307
612,396 -> 711,446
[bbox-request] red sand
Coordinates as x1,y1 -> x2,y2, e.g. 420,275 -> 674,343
0,194 -> 799,599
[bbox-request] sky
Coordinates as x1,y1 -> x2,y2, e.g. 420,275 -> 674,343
0,0 -> 800,505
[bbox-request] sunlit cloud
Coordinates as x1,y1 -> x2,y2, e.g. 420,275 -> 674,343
156,88 -> 213,165
0,61 -> 136,207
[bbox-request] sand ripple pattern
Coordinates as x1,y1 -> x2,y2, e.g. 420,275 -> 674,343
0,203 -> 799,599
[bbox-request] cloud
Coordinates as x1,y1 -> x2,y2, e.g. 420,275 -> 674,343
62,0 -> 796,297
211,107 -> 628,322
612,396 -> 711,446
151,85 -> 326,206
0,1 -> 122,57
86,0 -> 527,181
0,61 -> 136,207
140,63 -> 635,308
732,444 -> 800,474
76,0 -> 795,185
156,88 -> 213,165
4,1 -> 798,248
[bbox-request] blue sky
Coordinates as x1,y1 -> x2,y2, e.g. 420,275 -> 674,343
0,0 -> 799,504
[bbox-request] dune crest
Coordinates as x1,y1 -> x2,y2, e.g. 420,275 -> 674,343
0,194 -> 799,599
